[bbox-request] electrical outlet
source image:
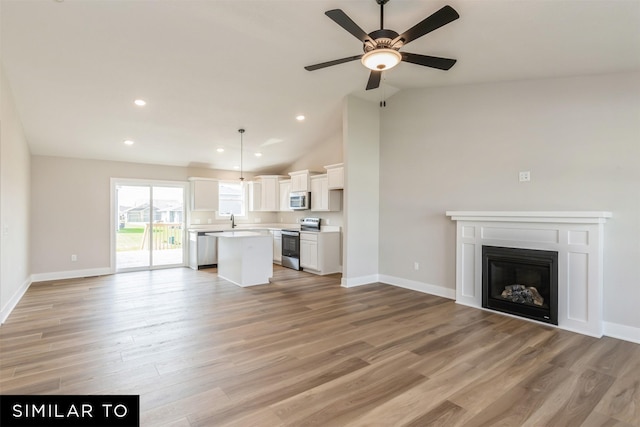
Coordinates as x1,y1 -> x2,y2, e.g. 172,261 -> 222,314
519,171 -> 531,182
414,262 -> 419,271
71,254 -> 78,262
207,218 -> 212,224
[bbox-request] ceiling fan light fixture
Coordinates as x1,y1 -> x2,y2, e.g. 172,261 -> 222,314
361,48 -> 401,71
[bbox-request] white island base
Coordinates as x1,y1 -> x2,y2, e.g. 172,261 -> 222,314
214,231 -> 273,287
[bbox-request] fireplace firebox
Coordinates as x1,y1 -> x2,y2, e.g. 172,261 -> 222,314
482,246 -> 558,325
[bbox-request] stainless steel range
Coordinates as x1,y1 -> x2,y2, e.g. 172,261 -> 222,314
281,218 -> 321,270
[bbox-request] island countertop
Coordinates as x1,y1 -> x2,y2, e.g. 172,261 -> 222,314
210,230 -> 270,238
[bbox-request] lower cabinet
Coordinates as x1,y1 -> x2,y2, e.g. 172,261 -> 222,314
300,234 -> 318,270
300,231 -> 341,275
272,230 -> 282,264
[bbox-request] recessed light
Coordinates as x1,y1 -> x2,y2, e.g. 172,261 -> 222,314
233,165 -> 240,170
296,115 -> 305,121
134,99 -> 146,107
254,152 -> 262,157
216,148 -> 225,153
123,139 -> 135,146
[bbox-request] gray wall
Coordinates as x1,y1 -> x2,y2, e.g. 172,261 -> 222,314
378,72 -> 640,330
342,95 -> 380,285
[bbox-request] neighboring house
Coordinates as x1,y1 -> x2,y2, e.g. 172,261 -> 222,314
124,203 -> 161,224
124,201 -> 182,224
161,206 -> 183,224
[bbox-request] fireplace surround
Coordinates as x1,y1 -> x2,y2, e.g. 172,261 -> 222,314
446,211 -> 611,337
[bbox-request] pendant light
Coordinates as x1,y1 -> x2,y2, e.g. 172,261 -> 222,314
238,128 -> 245,182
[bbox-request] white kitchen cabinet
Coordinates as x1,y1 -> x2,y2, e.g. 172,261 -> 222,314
300,232 -> 318,271
247,181 -> 261,212
310,175 -> 342,212
288,170 -> 321,192
272,229 -> 282,263
300,231 -> 341,275
279,180 -> 292,211
248,176 -> 284,212
257,175 -> 281,212
289,171 -> 309,192
189,178 -> 219,211
324,163 -> 344,190
253,175 -> 283,212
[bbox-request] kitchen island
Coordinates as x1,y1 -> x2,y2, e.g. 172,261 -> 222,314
210,230 -> 273,287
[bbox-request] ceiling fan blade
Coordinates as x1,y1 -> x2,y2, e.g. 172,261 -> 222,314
304,55 -> 363,71
401,52 -> 457,70
366,70 -> 382,90
393,5 -> 459,47
325,9 -> 375,45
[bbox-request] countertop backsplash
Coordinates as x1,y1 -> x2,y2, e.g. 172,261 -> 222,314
189,210 -> 343,230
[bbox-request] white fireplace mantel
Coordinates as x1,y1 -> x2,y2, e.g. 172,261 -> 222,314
446,211 -> 612,337
446,211 -> 612,224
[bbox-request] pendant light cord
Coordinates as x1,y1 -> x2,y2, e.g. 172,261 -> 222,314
238,128 -> 245,181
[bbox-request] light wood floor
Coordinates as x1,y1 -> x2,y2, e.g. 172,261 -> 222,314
1,266 -> 638,426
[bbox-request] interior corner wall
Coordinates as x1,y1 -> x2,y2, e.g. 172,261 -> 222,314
0,64 -> 31,322
378,72 -> 640,334
341,95 -> 380,286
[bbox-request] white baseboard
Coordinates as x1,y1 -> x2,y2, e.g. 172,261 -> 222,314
340,273 -> 456,301
341,274 -> 380,288
1,276 -> 32,324
378,275 -> 456,300
31,267 -> 113,283
603,321 -> 640,344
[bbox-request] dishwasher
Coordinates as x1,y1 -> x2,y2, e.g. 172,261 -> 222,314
188,231 -> 218,269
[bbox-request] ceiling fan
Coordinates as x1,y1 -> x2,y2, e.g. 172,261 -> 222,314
305,0 -> 459,90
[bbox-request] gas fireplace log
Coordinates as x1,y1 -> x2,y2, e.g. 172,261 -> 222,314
501,284 -> 544,306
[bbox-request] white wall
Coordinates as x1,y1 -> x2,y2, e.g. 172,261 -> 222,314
378,72 -> 640,332
285,132 -> 343,173
342,95 -> 380,286
0,64 -> 31,322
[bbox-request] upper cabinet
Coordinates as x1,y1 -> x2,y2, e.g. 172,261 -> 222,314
288,170 -> 321,192
310,174 -> 341,212
324,163 -> 344,190
247,181 -> 261,212
279,179 -> 292,212
249,175 -> 285,212
189,178 -> 219,211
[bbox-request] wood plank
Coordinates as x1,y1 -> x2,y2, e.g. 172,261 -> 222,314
0,265 -> 636,426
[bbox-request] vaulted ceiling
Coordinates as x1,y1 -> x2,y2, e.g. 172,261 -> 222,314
2,0 -> 639,173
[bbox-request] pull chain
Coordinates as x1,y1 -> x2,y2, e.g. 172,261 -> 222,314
379,72 -> 387,108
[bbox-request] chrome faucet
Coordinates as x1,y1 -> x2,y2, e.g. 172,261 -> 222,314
230,214 -> 236,228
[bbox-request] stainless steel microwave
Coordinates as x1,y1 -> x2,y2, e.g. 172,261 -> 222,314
289,192 -> 310,210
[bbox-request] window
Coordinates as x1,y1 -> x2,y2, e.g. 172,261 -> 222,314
218,181 -> 246,217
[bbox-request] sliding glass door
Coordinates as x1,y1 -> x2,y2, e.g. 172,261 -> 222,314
114,180 -> 186,271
